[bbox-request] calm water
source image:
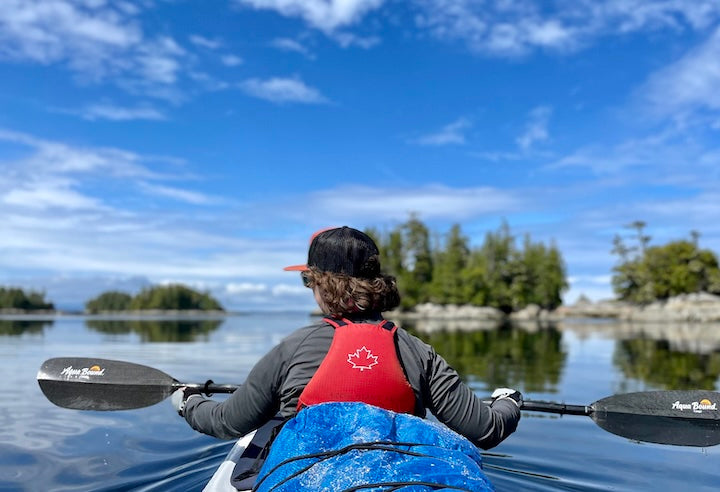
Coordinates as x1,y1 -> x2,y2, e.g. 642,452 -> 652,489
1,313 -> 719,491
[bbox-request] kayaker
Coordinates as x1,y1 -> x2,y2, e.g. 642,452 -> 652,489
172,226 -> 521,450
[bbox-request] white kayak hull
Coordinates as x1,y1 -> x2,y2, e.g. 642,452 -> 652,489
203,430 -> 256,492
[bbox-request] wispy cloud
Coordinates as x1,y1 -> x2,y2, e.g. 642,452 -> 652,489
0,129 -> 216,217
271,38 -> 315,58
331,32 -> 381,49
221,54 -> 244,66
235,0 -> 385,32
299,184 -> 522,221
413,118 -> 471,146
189,34 -> 222,50
0,1 -> 187,91
237,0 -> 720,56
78,103 -> 166,121
3,178 -> 104,211
0,129 -> 159,177
546,125 -> 720,185
413,1 -> 720,57
516,106 -> 552,149
642,26 -> 720,119
138,182 -> 219,205
239,77 -> 328,104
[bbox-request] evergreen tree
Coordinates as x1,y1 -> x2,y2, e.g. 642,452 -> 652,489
398,216 -> 434,308
430,224 -> 470,304
367,217 -> 568,311
611,225 -> 720,302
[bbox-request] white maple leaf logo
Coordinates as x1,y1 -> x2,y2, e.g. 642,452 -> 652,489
347,346 -> 379,371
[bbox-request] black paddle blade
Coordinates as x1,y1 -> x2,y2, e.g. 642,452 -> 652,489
591,390 -> 720,447
37,357 -> 178,411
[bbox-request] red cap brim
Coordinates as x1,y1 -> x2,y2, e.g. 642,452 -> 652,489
283,264 -> 309,272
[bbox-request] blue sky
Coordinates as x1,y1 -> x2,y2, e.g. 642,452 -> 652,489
1,1 -> 720,311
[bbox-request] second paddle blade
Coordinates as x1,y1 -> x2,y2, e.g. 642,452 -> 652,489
591,390 -> 720,447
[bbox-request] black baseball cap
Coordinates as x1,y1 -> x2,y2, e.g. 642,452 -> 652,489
283,226 -> 381,278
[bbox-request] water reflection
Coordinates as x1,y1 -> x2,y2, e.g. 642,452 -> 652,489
558,320 -> 720,391
85,319 -> 224,342
0,319 -> 53,336
613,338 -> 720,390
402,320 -> 566,392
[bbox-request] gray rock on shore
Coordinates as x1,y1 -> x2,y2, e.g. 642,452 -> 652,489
390,292 -> 720,324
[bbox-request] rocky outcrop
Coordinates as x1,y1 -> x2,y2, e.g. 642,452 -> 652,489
392,303 -> 505,321
616,292 -> 720,323
390,292 -> 720,324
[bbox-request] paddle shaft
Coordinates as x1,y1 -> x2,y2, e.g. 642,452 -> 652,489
521,400 -> 590,416
182,382 -> 238,395
38,357 -> 720,446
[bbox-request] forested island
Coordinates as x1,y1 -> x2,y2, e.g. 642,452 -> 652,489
0,287 -> 54,312
2,219 -> 719,319
85,284 -> 224,313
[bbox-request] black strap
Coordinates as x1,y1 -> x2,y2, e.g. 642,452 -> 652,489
230,417 -> 287,490
323,317 -> 347,328
343,481 -> 473,491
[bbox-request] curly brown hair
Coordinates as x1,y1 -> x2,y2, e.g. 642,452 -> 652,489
303,267 -> 401,317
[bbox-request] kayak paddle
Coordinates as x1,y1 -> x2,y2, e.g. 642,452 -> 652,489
37,357 -> 237,412
38,357 -> 720,447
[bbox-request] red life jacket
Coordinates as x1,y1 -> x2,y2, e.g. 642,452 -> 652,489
297,318 -> 416,414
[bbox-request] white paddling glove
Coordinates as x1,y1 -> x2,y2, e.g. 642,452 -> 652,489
491,388 -> 523,408
171,387 -> 203,416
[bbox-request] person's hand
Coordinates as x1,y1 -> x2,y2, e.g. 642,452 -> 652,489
491,388 -> 523,408
171,387 -> 202,416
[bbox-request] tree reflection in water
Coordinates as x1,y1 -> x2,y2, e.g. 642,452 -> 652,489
614,337 -> 720,390
85,319 -> 224,342
0,319 -> 52,336
402,320 -> 566,392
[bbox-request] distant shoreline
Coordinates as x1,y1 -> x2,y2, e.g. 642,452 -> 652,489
4,292 -> 720,323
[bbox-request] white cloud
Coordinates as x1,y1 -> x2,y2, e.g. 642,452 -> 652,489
270,38 -> 315,58
3,179 -> 103,211
236,0 -> 385,32
545,126 -> 719,185
225,282 -> 269,295
221,54 -> 244,66
516,106 -> 552,149
0,129 -> 223,218
300,184 -> 522,221
133,36 -> 185,85
0,129 -> 159,177
239,77 -> 328,104
189,35 -> 222,50
272,284 -> 307,296
0,1 -> 186,92
642,26 -> 720,117
79,103 -> 166,121
413,0 -> 720,57
413,118 -> 471,146
331,31 -> 381,49
138,182 -> 219,205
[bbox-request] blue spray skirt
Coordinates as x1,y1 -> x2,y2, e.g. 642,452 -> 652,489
254,402 -> 493,491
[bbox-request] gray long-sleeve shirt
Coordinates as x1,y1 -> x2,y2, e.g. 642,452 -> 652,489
183,316 -> 520,450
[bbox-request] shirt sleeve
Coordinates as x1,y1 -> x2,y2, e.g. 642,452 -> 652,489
182,341 -> 288,439
409,335 -> 521,450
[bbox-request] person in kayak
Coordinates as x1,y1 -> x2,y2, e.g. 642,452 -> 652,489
172,226 -> 521,450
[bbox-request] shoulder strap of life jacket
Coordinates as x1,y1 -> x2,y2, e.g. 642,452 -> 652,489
323,317 -> 395,331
